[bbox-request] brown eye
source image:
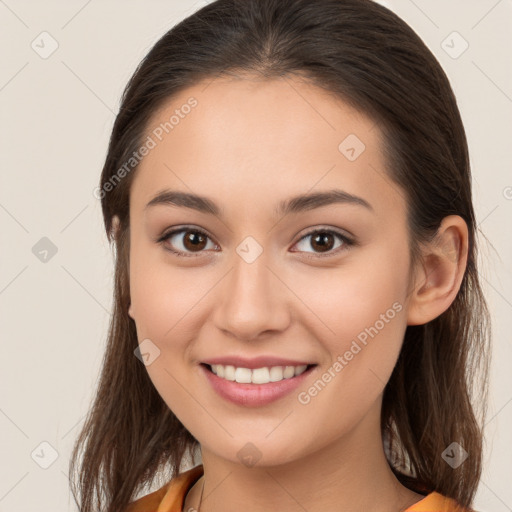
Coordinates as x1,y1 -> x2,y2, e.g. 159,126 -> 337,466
292,228 -> 354,257
159,227 -> 217,256
158,226 -> 354,259
310,232 -> 336,253
182,230 -> 208,251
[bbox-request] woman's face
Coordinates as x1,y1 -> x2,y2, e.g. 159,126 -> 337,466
127,75 -> 415,466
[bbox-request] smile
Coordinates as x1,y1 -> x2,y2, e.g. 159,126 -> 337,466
200,363 -> 318,407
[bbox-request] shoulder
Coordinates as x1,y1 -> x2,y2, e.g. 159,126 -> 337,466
125,482 -> 170,512
405,491 -> 477,512
125,465 -> 204,512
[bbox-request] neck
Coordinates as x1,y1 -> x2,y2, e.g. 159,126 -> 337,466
185,400 -> 424,512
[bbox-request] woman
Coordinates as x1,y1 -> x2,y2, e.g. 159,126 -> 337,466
70,1 -> 491,511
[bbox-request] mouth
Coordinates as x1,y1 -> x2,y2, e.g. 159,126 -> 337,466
199,362 -> 318,407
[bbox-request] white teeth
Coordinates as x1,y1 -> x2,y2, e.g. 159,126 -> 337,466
251,367 -> 270,384
210,364 -> 309,384
269,366 -> 284,382
234,367 -> 252,383
223,365 -> 236,381
283,366 -> 296,379
294,365 -> 308,376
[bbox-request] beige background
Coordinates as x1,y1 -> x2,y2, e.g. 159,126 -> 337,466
0,0 -> 511,510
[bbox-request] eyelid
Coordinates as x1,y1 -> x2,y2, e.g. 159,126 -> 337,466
157,224 -> 214,243
294,224 -> 355,243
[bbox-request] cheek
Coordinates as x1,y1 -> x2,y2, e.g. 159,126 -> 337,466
128,247 -> 209,421
129,240 -> 208,343
286,275 -> 408,449
292,251 -> 409,346
289,248 -> 410,402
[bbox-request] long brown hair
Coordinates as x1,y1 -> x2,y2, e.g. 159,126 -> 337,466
69,0 -> 491,510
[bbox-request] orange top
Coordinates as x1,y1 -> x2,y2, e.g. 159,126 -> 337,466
126,464 -> 469,512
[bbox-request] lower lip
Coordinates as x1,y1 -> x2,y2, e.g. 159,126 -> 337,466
200,364 -> 316,407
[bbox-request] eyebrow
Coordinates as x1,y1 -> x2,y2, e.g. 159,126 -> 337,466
145,188 -> 374,218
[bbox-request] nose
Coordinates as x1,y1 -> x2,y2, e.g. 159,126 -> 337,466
212,252 -> 291,341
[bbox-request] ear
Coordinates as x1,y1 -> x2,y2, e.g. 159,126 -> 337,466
110,215 -> 121,241
128,302 -> 135,320
406,215 -> 469,326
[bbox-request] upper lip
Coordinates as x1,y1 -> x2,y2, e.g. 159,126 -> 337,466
202,355 -> 316,370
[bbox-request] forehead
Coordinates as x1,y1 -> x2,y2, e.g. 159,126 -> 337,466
130,75 -> 405,221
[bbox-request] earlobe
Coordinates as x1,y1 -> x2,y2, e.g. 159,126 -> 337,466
128,303 -> 134,320
406,215 -> 468,326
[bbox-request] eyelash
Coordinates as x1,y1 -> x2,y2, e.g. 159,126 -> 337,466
157,225 -> 356,259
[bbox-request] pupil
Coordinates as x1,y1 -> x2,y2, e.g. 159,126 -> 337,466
185,231 -> 206,251
313,233 -> 333,252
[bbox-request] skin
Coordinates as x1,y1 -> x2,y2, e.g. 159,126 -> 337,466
122,74 -> 468,512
